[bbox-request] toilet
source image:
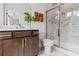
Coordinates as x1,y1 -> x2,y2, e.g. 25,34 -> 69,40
43,39 -> 54,55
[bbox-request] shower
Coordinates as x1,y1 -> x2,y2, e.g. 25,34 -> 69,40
46,3 -> 79,55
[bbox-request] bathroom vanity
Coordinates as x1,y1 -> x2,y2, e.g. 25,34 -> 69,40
0,29 -> 39,56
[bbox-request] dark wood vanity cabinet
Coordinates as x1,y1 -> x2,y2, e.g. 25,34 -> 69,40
0,30 -> 39,56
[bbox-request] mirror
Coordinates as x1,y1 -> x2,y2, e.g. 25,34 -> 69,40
5,10 -> 19,25
0,3 -> 31,26
0,3 -> 4,26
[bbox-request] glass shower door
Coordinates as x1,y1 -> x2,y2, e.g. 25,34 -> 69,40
47,7 -> 59,46
60,3 -> 79,54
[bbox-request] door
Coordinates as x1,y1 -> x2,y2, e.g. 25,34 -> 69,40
2,39 -> 23,56
47,7 -> 59,46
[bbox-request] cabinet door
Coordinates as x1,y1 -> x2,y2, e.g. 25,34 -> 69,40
3,39 -> 19,56
24,36 -> 39,56
18,38 -> 24,56
30,36 -> 39,56
0,40 -> 2,56
24,38 -> 30,56
2,38 -> 24,56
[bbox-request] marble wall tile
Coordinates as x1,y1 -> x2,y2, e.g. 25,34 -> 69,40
47,7 -> 59,45
60,4 -> 79,54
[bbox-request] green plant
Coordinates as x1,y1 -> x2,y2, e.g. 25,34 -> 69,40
24,11 -> 35,23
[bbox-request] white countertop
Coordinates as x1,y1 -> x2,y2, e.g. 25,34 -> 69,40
0,28 -> 38,31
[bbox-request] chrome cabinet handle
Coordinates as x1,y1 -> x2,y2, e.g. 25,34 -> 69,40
22,40 -> 24,48
25,38 -> 27,47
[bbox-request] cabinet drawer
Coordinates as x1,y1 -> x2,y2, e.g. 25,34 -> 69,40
32,30 -> 39,35
13,31 -> 31,38
0,32 -> 12,39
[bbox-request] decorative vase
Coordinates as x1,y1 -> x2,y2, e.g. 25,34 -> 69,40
27,22 -> 31,28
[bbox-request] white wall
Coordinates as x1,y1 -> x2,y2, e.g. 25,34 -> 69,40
45,3 -> 53,11
0,3 -> 3,26
30,3 -> 46,40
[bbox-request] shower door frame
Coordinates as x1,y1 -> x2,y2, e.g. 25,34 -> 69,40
45,4 -> 62,47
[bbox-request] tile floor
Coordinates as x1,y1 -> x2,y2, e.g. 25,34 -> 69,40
38,46 -> 79,56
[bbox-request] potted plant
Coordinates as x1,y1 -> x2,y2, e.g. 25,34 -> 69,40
24,11 -> 35,28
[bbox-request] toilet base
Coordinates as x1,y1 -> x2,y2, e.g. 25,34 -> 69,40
44,46 -> 51,55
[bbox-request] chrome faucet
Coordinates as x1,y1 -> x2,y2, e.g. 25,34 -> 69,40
18,24 -> 21,28
16,24 -> 25,29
